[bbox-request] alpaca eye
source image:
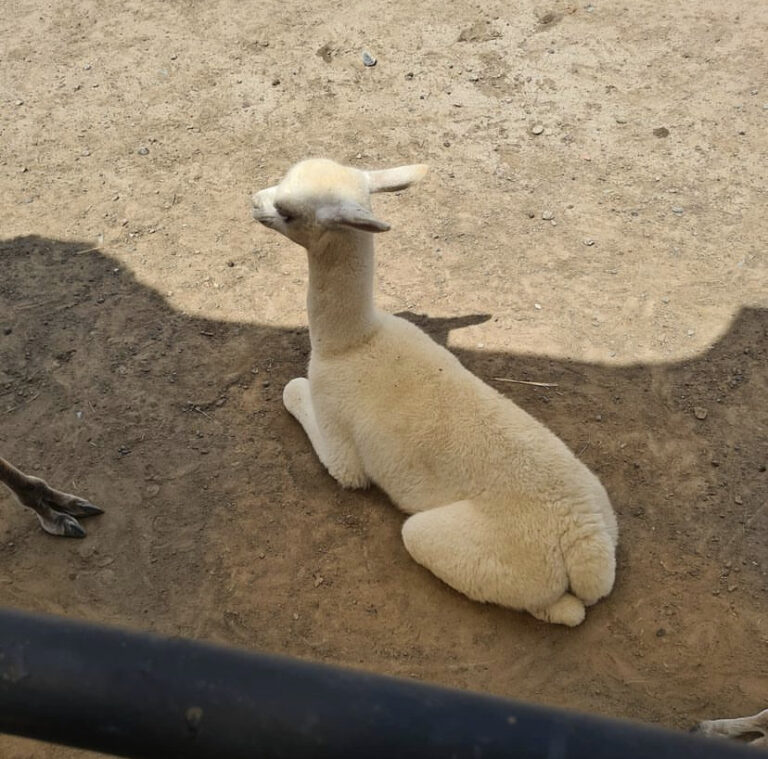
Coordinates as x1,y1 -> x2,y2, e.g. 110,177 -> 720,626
274,203 -> 295,223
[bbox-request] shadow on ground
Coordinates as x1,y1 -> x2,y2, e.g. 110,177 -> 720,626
1,236 -> 766,734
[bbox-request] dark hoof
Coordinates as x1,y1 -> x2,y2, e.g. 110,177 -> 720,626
42,489 -> 105,518
64,498 -> 104,518
60,519 -> 87,539
37,512 -> 87,538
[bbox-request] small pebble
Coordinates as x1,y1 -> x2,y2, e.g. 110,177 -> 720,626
15,99 -> 24,106
653,126 -> 670,138
83,63 -> 92,71
3,327 -> 11,336
583,238 -> 595,246
615,116 -> 627,124
541,210 -> 554,220
271,78 -> 280,86
687,329 -> 695,336
693,407 -> 708,420
362,51 -> 377,67
81,149 -> 91,157
734,495 -> 743,505
656,628 -> 666,638
672,206 -> 684,214
661,296 -> 670,303
531,124 -> 544,135
137,146 -> 149,155
534,303 -> 542,310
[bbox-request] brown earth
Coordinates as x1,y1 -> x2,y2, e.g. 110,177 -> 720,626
1,0 -> 767,756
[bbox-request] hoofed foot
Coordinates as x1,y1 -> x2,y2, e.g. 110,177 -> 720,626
693,709 -> 768,747
37,511 -> 87,538
1,457 -> 103,538
45,490 -> 104,519
23,480 -> 103,538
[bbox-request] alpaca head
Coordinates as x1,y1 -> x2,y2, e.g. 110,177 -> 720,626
251,158 -> 428,248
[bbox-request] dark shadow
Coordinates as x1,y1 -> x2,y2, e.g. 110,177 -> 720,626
0,235 -> 766,730
395,311 -> 493,347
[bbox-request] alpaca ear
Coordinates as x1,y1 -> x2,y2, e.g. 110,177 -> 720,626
317,201 -> 391,233
366,164 -> 429,193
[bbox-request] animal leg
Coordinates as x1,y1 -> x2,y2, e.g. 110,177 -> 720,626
0,456 -> 103,538
401,500 -> 584,626
527,593 -> 585,626
694,708 -> 768,746
283,378 -> 369,489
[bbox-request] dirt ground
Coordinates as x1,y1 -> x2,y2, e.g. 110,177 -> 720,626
1,0 -> 767,755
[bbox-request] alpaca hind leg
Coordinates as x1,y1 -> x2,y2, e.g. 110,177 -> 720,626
401,500 -> 582,626
283,378 -> 369,489
528,593 -> 585,626
562,521 -> 616,607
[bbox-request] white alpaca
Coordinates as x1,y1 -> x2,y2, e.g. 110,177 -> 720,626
694,709 -> 768,747
252,158 -> 618,626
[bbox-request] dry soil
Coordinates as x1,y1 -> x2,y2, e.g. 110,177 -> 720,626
1,0 -> 767,756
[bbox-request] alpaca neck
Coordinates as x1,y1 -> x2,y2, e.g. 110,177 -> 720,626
305,231 -> 379,355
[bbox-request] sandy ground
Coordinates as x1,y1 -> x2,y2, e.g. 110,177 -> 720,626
1,0 -> 767,755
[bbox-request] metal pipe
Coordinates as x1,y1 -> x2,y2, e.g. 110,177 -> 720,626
0,607 -> 752,758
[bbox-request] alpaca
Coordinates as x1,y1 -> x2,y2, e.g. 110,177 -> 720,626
0,456 -> 102,537
251,158 -> 618,626
694,709 -> 768,748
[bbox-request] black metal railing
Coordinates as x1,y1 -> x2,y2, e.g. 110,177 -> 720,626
0,607 -> 753,758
